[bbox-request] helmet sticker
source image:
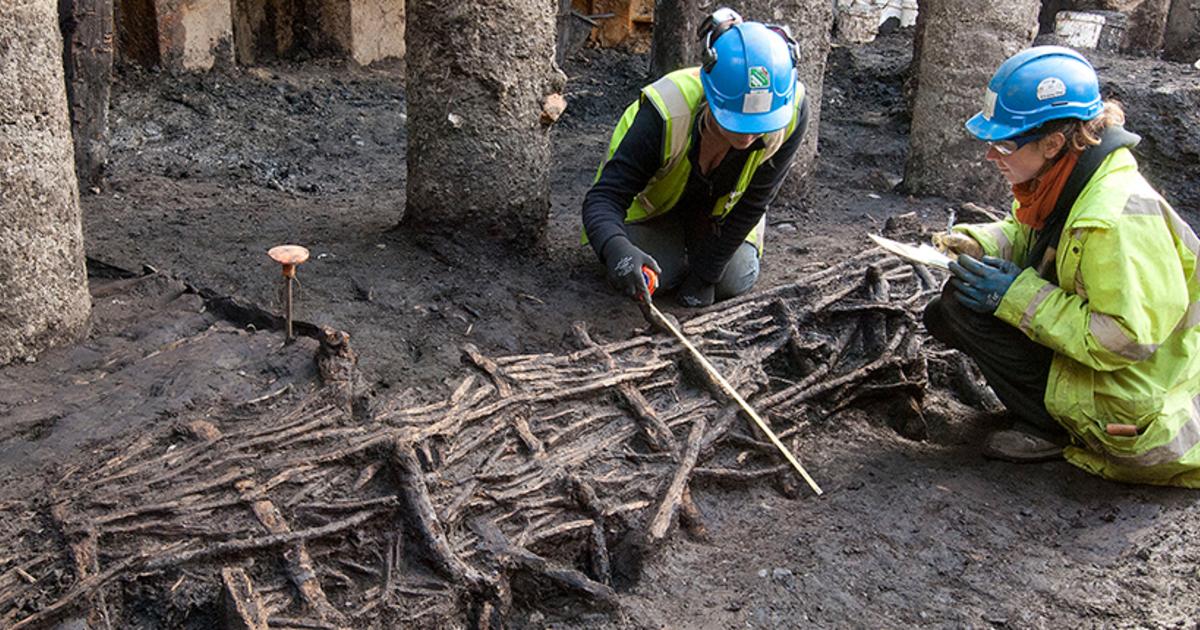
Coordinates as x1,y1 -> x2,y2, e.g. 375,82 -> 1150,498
1036,77 -> 1067,101
983,89 -> 997,120
748,66 -> 770,89
743,90 -> 773,114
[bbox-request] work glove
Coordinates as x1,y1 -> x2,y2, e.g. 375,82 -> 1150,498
677,273 -> 715,308
602,236 -> 661,301
932,231 -> 983,259
948,255 -> 1022,314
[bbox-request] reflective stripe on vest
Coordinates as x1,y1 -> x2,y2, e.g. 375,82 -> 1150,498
630,68 -> 804,226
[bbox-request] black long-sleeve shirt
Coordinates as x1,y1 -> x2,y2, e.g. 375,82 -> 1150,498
582,96 -> 809,283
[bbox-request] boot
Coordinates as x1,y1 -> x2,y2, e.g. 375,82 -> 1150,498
982,428 -> 1063,463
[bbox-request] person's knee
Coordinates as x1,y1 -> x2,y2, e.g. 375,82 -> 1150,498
714,244 -> 760,299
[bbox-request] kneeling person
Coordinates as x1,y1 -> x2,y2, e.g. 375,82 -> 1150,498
582,8 -> 809,307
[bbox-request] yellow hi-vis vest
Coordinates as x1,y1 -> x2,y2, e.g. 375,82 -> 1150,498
583,67 -> 805,253
957,148 -> 1200,487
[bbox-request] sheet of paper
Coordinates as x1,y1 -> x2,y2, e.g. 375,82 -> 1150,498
868,233 -> 953,270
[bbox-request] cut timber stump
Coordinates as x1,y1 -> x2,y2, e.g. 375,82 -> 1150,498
58,0 -> 114,191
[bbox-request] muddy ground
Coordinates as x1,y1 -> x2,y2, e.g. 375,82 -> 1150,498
7,30 -> 1200,627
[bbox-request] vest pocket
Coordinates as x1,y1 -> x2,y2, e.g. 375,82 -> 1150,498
1086,391 -> 1170,463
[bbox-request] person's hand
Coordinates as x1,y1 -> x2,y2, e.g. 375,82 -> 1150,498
602,236 -> 661,301
948,255 -> 1022,314
932,231 -> 983,258
677,273 -> 715,307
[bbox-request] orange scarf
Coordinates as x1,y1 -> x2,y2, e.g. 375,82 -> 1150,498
1011,151 -> 1080,229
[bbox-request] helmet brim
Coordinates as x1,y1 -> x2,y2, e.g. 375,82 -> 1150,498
965,112 -> 1026,142
708,98 -> 794,135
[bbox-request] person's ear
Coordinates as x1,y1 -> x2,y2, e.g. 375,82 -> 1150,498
1040,131 -> 1067,159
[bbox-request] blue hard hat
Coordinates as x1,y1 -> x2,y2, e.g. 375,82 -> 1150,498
965,46 -> 1103,141
700,21 -> 799,135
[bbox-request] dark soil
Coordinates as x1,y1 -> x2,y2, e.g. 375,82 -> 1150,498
6,30 -> 1200,627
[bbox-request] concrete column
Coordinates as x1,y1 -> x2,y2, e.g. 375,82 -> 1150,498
904,0 -> 1039,200
405,0 -> 564,243
1,0 -> 92,365
735,0 -> 836,184
156,0 -> 235,70
349,0 -> 406,65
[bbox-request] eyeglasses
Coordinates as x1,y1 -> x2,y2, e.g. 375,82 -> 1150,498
988,133 -> 1045,156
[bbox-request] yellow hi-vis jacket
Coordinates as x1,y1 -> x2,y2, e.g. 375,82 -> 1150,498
956,148 -> 1200,487
582,67 -> 806,252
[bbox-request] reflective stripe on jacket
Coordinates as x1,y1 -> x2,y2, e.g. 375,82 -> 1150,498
958,148 -> 1200,487
587,67 -> 805,251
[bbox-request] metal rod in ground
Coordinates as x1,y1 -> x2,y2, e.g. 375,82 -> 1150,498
268,245 -> 309,342
285,277 -> 294,340
645,300 -> 824,496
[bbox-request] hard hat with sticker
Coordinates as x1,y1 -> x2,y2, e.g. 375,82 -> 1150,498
700,21 -> 799,134
965,46 -> 1102,141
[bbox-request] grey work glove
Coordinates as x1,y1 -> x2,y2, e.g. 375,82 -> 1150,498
602,236 -> 661,301
677,273 -> 715,308
932,231 -> 984,259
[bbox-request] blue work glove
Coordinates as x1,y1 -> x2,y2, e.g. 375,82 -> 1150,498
602,236 -> 661,301
947,255 -> 1022,314
677,273 -> 715,307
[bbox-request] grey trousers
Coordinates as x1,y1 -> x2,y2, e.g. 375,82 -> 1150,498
624,213 -> 761,300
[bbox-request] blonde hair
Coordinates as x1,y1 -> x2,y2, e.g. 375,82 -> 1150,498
1047,100 -> 1126,153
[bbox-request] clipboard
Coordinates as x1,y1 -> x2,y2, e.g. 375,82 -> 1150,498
868,233 -> 953,270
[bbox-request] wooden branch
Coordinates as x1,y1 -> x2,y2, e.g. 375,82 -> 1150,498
571,323 -> 678,454
94,467 -> 253,525
11,553 -> 148,630
699,404 -> 747,457
587,522 -> 611,585
141,510 -> 384,571
221,567 -> 270,630
646,417 -> 706,545
692,464 -> 790,482
462,344 -> 513,397
234,479 -> 342,622
391,440 -> 492,591
470,519 -> 617,607
678,486 -> 708,542
49,503 -> 101,628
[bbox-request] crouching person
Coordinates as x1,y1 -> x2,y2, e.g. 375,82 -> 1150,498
925,46 -> 1200,487
581,8 -> 809,306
